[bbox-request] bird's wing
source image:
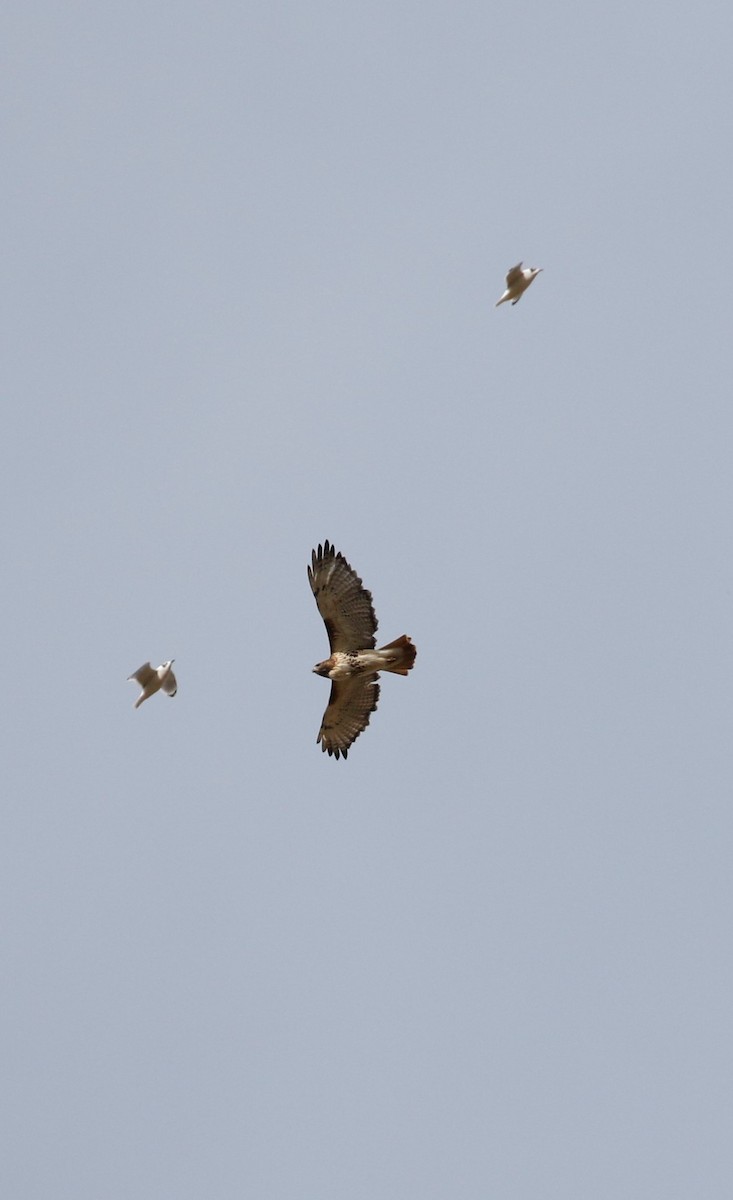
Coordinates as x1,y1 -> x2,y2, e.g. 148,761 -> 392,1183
317,674 -> 380,759
161,670 -> 177,697
505,262 -> 524,285
308,541 -> 377,653
128,663 -> 154,686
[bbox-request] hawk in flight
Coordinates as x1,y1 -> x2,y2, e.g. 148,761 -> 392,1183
308,541 -> 416,759
495,261 -> 543,306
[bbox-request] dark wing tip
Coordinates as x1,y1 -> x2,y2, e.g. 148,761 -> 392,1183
318,736 -> 347,760
312,540 -> 347,566
310,539 -> 337,580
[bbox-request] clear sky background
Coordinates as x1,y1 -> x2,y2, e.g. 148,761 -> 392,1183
3,1 -> 732,1196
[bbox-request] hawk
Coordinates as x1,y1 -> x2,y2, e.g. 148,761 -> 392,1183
127,660 -> 177,709
495,261 -> 543,307
308,541 -> 416,759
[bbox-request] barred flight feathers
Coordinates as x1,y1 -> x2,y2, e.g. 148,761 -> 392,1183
308,540 -> 377,653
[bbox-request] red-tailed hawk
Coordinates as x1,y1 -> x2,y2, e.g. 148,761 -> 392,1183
308,541 -> 416,759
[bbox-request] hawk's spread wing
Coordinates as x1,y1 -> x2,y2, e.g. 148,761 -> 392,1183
318,674 -> 380,759
128,662 -> 154,686
309,541 -> 377,652
505,262 -> 524,286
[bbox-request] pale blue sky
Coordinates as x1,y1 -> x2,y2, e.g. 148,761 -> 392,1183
3,1 -> 733,1197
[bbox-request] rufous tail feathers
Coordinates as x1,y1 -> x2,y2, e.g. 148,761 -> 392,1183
378,635 -> 417,675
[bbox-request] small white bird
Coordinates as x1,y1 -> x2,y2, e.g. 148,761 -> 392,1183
127,660 -> 177,709
496,262 -> 543,307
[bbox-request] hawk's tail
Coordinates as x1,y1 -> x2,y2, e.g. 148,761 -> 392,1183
377,635 -> 417,676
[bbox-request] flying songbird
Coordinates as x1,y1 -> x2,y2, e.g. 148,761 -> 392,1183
127,660 -> 177,709
495,262 -> 543,307
308,541 -> 416,759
